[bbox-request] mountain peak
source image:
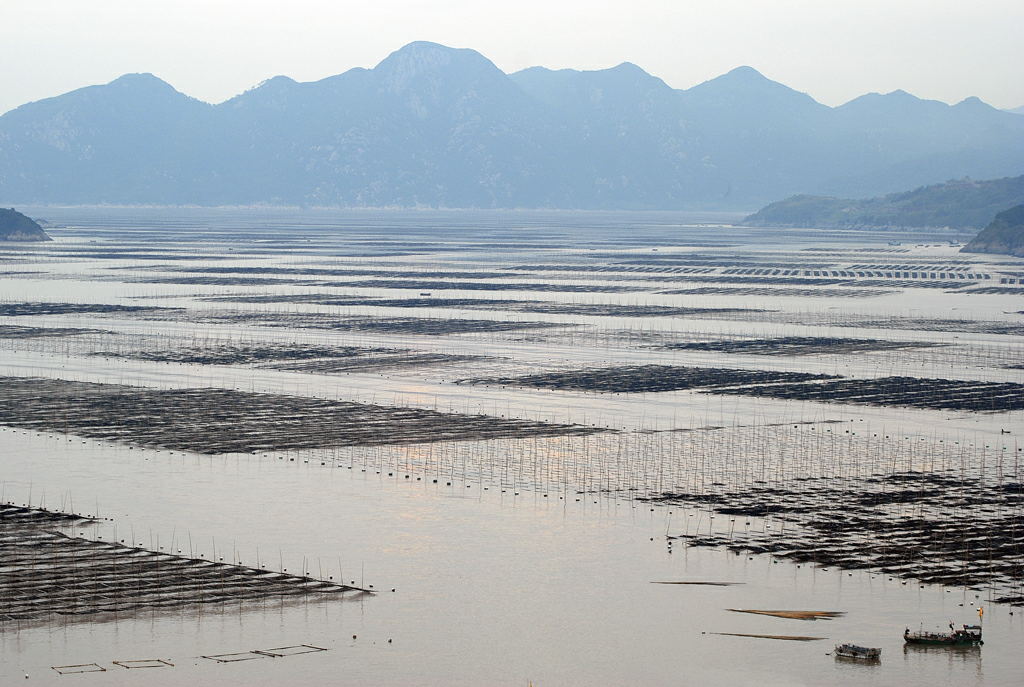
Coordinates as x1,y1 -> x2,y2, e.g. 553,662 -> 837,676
262,75 -> 297,87
373,41 -> 506,95
837,89 -> 953,115
388,40 -> 455,55
107,72 -> 177,92
954,95 -> 996,112
223,75 -> 299,108
99,72 -> 201,106
685,65 -> 822,110
605,62 -> 669,88
609,62 -> 648,75
883,89 -> 917,99
722,65 -> 768,81
376,41 -> 497,74
691,65 -> 793,93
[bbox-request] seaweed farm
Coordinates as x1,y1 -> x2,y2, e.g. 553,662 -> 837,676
137,310 -> 569,336
0,376 -> 600,453
0,325 -> 105,339
464,365 -> 836,393
203,293 -> 769,318
713,376 -> 1024,412
660,467 -> 1024,603
1,207 -> 1023,686
0,505 -> 360,627
90,342 -> 399,365
657,337 -> 943,356
0,302 -> 177,317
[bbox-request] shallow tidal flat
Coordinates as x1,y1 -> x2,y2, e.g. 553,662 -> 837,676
1,208 -> 1023,685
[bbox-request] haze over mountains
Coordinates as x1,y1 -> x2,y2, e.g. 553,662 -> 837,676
1,41 -> 1022,210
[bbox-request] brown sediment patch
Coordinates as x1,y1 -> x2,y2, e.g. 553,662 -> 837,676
710,633 -> 826,641
651,581 -> 743,586
727,609 -> 845,620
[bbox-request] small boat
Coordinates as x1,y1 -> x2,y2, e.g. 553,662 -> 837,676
834,643 -> 881,660
904,624 -> 983,646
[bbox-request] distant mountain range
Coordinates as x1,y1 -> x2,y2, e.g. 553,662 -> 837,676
742,175 -> 1024,230
1,41 -> 1023,210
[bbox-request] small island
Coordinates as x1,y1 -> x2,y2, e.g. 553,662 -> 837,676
0,208 -> 52,241
743,175 -> 1024,230
961,205 -> 1024,257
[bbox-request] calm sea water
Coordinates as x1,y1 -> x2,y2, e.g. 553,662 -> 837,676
1,208 -> 1021,685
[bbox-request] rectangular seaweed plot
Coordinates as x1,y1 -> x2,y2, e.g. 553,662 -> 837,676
463,365 -> 835,393
112,659 -> 174,669
202,653 -> 267,663
0,377 -> 601,454
660,472 -> 1024,603
253,645 -> 328,657
293,278 -> 650,293
0,515 -> 355,625
0,325 -> 104,339
52,664 -> 106,674
179,312 -> 566,335
91,343 -> 400,365
0,302 -> 177,317
269,353 -> 492,373
658,337 -> 942,356
712,376 -> 1024,412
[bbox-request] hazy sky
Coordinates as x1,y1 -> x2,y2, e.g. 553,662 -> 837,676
2,0 -> 1022,114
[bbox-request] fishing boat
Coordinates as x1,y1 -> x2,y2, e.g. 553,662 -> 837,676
834,643 -> 881,660
903,624 -> 983,646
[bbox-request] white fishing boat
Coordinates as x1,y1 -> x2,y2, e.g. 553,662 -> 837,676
834,643 -> 881,660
